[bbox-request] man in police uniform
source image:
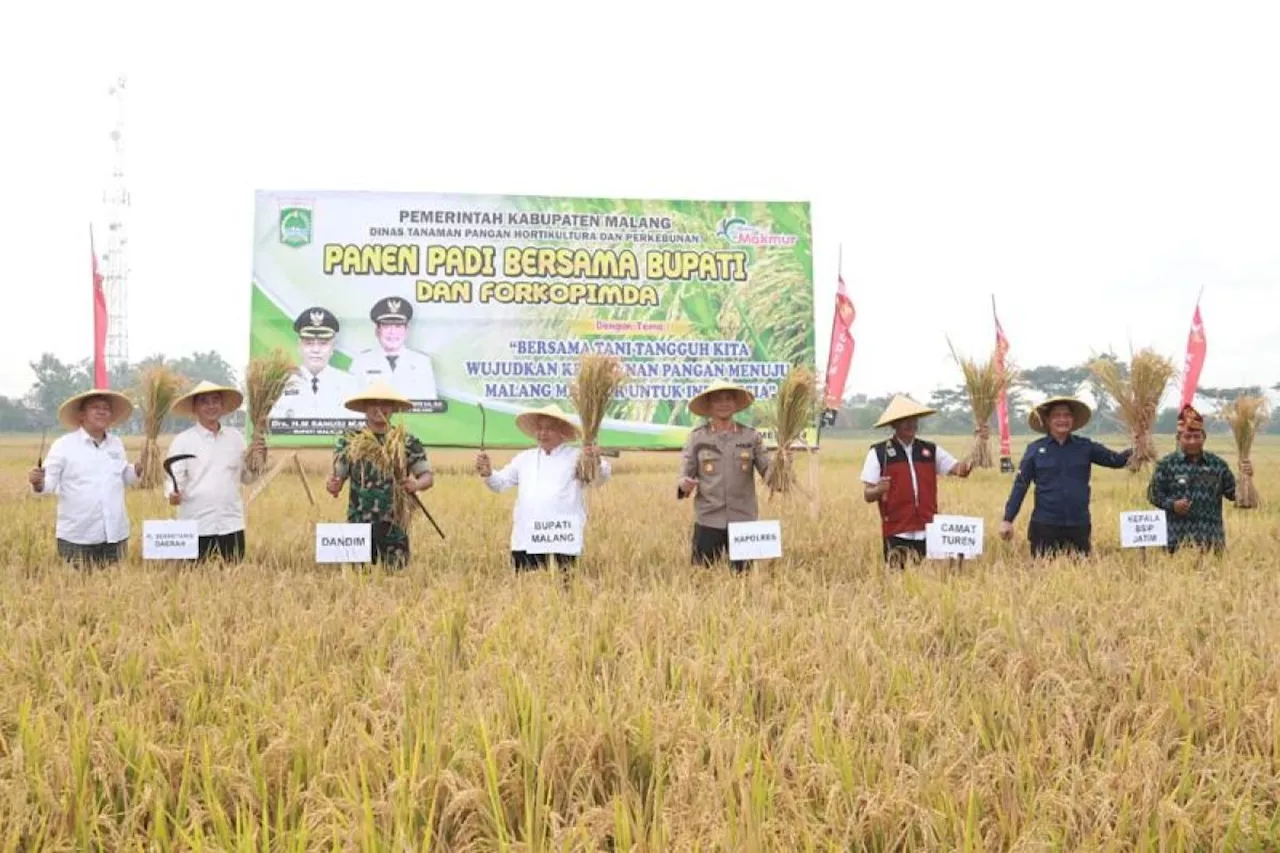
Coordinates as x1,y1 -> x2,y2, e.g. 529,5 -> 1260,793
350,296 -> 438,401
676,380 -> 772,573
270,307 -> 360,421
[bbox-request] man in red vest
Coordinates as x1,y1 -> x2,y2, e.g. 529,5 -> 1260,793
861,395 -> 972,568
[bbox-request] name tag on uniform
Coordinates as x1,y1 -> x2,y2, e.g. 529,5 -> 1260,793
143,520 -> 199,560
523,515 -> 582,555
728,520 -> 782,561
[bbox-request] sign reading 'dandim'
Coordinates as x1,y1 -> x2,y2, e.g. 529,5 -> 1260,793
1120,510 -> 1167,548
522,515 -> 583,555
926,515 -> 984,559
142,520 -> 199,560
315,523 -> 372,563
728,520 -> 783,561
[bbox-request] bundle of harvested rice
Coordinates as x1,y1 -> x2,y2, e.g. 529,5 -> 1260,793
244,349 -> 296,477
1222,394 -> 1268,509
340,425 -> 412,530
764,366 -> 818,495
135,364 -> 187,488
569,350 -> 627,483
949,340 -> 1015,469
1087,348 -> 1177,471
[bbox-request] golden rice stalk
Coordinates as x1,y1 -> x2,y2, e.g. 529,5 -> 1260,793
1088,349 -> 1177,471
244,349 -> 297,477
949,340 -> 1015,469
135,364 -> 187,489
1222,395 -> 1269,509
340,425 -> 412,530
569,351 -> 627,483
765,366 -> 818,496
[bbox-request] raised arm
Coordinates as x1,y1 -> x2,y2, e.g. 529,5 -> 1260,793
1089,440 -> 1132,469
753,434 -> 771,480
484,457 -> 519,494
1222,462 -> 1237,503
677,433 -> 698,498
31,442 -> 64,496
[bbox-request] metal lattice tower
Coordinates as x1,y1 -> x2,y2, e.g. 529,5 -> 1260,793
102,76 -> 130,372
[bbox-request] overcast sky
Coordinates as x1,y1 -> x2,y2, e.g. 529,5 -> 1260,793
3,2 -> 1278,405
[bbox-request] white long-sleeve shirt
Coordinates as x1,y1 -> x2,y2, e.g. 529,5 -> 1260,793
35,428 -> 139,545
163,423 -> 260,536
484,444 -> 611,551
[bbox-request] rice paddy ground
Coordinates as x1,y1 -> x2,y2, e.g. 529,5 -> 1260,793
1,432 -> 1278,850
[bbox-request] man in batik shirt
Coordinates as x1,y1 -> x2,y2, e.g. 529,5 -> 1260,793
1147,404 -> 1252,554
326,381 -> 433,568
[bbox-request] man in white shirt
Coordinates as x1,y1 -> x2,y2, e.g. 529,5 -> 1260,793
474,403 -> 608,574
270,306 -> 360,422
165,380 -> 267,562
28,389 -> 144,567
860,395 -> 972,569
350,296 -> 439,401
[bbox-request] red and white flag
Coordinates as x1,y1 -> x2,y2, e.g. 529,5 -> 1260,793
993,296 -> 1012,459
91,225 -> 108,388
1179,299 -> 1206,409
823,272 -> 856,416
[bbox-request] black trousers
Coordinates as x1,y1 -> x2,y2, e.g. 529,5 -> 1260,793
512,551 -> 577,574
882,536 -> 927,569
197,530 -> 246,563
370,521 -> 409,569
1029,522 -> 1091,558
691,524 -> 750,574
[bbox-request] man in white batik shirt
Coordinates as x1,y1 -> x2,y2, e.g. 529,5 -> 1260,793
165,380 -> 267,562
28,389 -> 144,567
474,404 -> 609,574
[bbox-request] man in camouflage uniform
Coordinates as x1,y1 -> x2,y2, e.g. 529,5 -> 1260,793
326,381 -> 433,569
1147,404 -> 1252,554
677,381 -> 773,574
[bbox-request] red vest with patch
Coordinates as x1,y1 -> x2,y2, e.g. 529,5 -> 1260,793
873,438 -> 939,537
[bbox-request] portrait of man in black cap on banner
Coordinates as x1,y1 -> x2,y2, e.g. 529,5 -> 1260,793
350,296 -> 439,402
270,306 -> 360,422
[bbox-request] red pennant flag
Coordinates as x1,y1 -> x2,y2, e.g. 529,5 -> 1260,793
1179,300 -> 1206,409
91,226 -> 109,389
823,273 -> 856,413
992,296 -> 1012,459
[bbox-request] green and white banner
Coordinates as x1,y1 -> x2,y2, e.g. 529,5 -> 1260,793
251,190 -> 814,448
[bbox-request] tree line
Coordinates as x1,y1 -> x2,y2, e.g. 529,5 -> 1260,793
824,359 -> 1279,436
1,351 -> 1275,436
1,352 -> 240,433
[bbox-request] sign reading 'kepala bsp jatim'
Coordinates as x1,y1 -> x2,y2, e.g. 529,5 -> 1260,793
251,191 -> 814,449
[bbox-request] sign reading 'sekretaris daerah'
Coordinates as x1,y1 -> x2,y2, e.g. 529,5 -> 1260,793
251,191 -> 814,449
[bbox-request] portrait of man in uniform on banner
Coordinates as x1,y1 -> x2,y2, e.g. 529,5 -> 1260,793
350,296 -> 439,403
270,306 -> 360,423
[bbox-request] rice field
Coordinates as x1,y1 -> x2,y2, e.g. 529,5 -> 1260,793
1,432 -> 1278,851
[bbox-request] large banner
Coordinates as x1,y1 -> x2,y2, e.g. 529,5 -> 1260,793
250,191 -> 814,448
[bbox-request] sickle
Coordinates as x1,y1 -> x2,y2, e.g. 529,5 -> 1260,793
478,402 -> 487,452
163,453 -> 197,494
37,429 -> 47,468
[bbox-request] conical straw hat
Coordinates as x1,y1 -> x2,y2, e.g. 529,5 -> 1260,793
57,389 -> 134,430
1028,396 -> 1091,433
515,404 -> 581,440
343,381 -> 414,414
874,395 -> 937,429
172,380 -> 245,418
689,381 -> 754,418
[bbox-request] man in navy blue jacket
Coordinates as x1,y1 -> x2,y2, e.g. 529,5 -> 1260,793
999,397 -> 1133,557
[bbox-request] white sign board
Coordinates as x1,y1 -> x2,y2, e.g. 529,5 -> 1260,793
142,520 -> 199,560
926,515 -> 984,559
728,520 -> 783,561
1120,510 -> 1168,548
315,523 -> 372,563
523,516 -> 583,555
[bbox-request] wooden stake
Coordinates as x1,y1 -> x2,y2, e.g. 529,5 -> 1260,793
294,452 -> 317,507
244,453 -> 291,506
